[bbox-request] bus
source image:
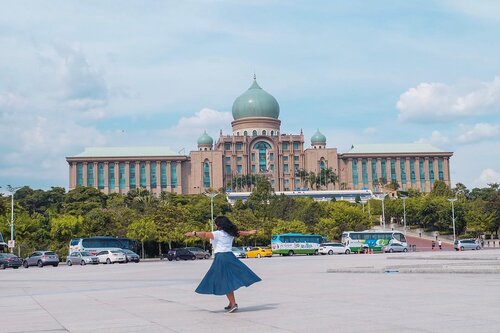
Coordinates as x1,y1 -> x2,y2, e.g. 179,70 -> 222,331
341,230 -> 407,253
69,236 -> 137,255
0,232 -> 7,252
271,233 -> 327,256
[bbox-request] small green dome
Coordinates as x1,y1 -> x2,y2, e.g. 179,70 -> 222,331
232,78 -> 280,120
311,129 -> 326,144
197,131 -> 213,146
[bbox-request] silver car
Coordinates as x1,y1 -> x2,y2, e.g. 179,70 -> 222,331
67,251 -> 99,266
183,247 -> 211,259
23,251 -> 59,268
383,243 -> 409,253
454,239 -> 481,251
232,246 -> 247,258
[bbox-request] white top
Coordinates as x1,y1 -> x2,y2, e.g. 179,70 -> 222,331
211,230 -> 234,253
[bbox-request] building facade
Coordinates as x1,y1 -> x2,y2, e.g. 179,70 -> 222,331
67,78 -> 453,194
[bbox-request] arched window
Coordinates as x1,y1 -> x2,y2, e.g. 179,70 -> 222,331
236,132 -> 239,136
262,130 -> 267,135
244,131 -> 248,136
252,130 -> 257,136
253,141 -> 272,172
270,130 -> 274,136
203,160 -> 211,188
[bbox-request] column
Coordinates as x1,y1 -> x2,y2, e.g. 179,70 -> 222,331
155,161 -> 161,194
346,158 -> 353,189
146,161 -> 151,190
443,157 -> 451,187
114,162 -> 119,193
356,159 -> 362,190
376,158 -> 382,184
385,158 -> 391,183
125,161 -> 130,192
70,162 -> 77,189
424,157 -> 430,192
415,157 -> 421,190
83,162 -> 88,186
104,162 -> 109,194
367,158 -> 373,191
166,161 -> 171,192
177,161 -> 183,193
405,158 -> 411,189
433,157 -> 439,183
135,161 -> 140,189
395,157 -> 401,187
93,162 -> 98,189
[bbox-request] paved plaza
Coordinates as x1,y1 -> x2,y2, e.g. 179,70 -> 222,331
1,250 -> 500,333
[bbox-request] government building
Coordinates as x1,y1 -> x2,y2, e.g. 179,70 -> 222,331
66,77 -> 453,196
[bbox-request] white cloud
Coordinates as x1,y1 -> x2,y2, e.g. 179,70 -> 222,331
474,168 -> 500,187
397,77 -> 500,122
456,123 -> 500,144
416,130 -> 451,148
363,127 -> 377,135
153,108 -> 232,151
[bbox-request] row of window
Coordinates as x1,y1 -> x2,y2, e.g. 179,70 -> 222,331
352,157 -> 445,186
235,129 -> 279,137
76,162 -> 178,189
223,141 -> 302,151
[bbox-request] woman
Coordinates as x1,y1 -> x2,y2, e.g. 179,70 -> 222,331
185,216 -> 261,313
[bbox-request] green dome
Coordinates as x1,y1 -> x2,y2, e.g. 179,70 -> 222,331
197,131 -> 213,146
232,78 -> 280,120
311,129 -> 326,144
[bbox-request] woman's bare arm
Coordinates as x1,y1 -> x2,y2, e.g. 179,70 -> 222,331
239,230 -> 257,236
184,231 -> 214,240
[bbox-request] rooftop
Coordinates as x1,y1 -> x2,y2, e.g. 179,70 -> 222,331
344,143 -> 445,154
73,146 -> 180,158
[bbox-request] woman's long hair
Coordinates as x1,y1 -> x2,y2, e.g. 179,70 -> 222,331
214,216 -> 239,237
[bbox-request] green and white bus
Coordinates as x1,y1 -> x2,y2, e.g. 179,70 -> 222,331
271,233 -> 327,256
341,230 -> 407,253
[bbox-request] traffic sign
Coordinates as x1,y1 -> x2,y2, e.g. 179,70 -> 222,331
7,240 -> 15,248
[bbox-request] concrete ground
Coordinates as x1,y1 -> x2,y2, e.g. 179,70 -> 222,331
1,249 -> 500,333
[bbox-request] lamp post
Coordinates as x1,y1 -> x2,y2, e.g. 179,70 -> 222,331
375,195 -> 386,229
205,192 -> 218,232
7,185 -> 21,253
448,198 -> 457,242
401,196 -> 408,235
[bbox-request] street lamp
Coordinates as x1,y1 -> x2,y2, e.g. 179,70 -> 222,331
401,196 -> 408,235
205,192 -> 218,232
7,185 -> 21,253
375,194 -> 386,229
448,198 -> 457,242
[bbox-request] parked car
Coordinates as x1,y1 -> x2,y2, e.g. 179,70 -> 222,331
23,251 -> 59,268
383,243 -> 409,253
319,243 -> 351,255
0,253 -> 23,269
66,251 -> 99,266
232,246 -> 247,258
96,250 -> 126,264
246,247 -> 273,258
118,249 -> 140,263
183,247 -> 210,259
454,239 -> 481,251
165,248 -> 196,261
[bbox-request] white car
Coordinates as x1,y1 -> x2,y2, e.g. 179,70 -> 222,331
319,243 -> 351,255
96,250 -> 126,264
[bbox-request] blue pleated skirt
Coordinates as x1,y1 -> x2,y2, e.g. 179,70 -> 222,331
195,252 -> 262,295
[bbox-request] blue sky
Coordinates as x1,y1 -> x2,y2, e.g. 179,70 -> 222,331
1,0 -> 499,192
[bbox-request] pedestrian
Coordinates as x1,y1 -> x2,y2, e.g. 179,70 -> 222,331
438,240 -> 442,250
431,240 -> 436,250
185,216 -> 261,313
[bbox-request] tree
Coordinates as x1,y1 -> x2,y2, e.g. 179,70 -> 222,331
430,180 -> 453,197
271,219 -> 307,235
63,187 -> 107,215
127,218 -> 157,258
50,215 -> 84,257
